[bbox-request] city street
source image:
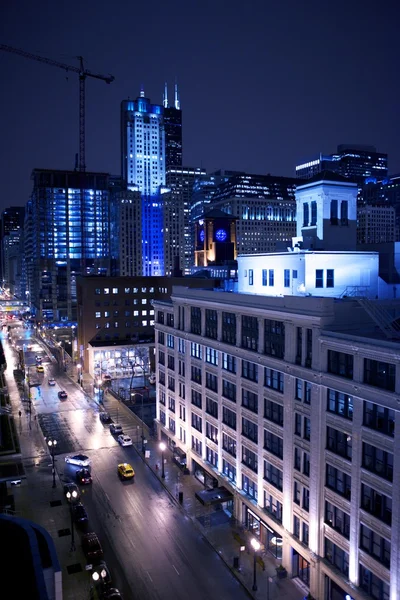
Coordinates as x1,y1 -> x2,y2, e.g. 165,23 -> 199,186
6,325 -> 250,600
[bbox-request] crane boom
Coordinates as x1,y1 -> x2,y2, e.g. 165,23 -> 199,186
0,44 -> 114,170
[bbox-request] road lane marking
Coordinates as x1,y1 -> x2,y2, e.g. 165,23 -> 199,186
172,564 -> 180,575
146,571 -> 153,582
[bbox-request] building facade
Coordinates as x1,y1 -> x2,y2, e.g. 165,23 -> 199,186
357,206 -> 396,245
0,206 -> 24,294
154,287 -> 399,600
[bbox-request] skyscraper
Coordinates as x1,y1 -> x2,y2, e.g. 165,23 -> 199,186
0,206 -> 24,288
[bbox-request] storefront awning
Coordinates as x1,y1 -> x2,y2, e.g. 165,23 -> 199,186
195,486 -> 233,506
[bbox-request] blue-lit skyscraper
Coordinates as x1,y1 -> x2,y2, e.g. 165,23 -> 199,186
120,85 -> 182,276
25,169 -> 112,321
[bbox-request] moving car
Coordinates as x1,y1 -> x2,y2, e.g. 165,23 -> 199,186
109,423 -> 123,435
63,482 -> 81,502
35,356 -> 42,364
82,532 -> 103,563
117,435 -> 132,447
65,454 -> 91,467
58,390 -> 68,399
36,365 -> 44,373
117,463 -> 135,480
99,412 -> 112,424
72,502 -> 89,527
48,378 -> 56,386
76,468 -> 92,485
102,588 -> 123,599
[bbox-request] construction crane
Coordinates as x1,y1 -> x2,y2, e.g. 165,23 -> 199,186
0,44 -> 114,172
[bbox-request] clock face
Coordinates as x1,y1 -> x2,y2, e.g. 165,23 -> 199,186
215,228 -> 227,242
199,230 -> 205,242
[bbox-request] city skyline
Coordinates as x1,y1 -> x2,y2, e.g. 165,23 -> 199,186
0,0 -> 399,211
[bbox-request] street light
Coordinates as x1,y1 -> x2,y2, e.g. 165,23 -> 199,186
65,489 -> 78,551
47,438 -> 57,488
251,538 -> 261,591
159,442 -> 166,478
77,363 -> 82,386
131,392 -> 145,453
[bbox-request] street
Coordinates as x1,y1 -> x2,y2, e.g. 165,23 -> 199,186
6,323 -> 249,600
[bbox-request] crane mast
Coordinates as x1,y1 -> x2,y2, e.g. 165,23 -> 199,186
0,44 -> 114,171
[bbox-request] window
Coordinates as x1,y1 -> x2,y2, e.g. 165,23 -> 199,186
326,464 -> 351,498
264,460 -> 282,490
192,436 -> 202,456
206,422 -> 218,443
364,359 -> 395,392
222,459 -> 236,483
284,269 -> 290,288
242,360 -> 258,382
191,366 -> 202,384
264,368 -> 284,393
205,372 -> 218,393
206,397 -> 218,419
305,328 -> 312,368
167,355 -> 175,371
168,396 -> 175,412
241,315 -> 258,351
324,538 -> 349,576
95,288 -> 101,295
264,430 -> 283,458
95,311 -> 101,318
262,269 -> 267,286
169,417 -> 175,433
326,269 -> 334,288
359,565 -> 390,600
264,492 -> 282,523
325,501 -> 350,539
264,319 -> 285,359
179,404 -> 186,421
192,413 -> 202,433
242,474 -> 257,500
191,389 -> 202,409
330,199 -> 338,225
242,446 -> 258,473
340,200 -> 348,225
363,401 -> 394,436
264,399 -> 283,426
310,201 -> 317,226
294,446 -> 301,471
360,524 -> 390,567
205,309 -> 218,339
112,287 -> 118,294
222,353 -> 236,373
222,432 -> 236,457
206,347 -> 218,366
269,269 -> 274,286
242,418 -> 258,443
293,515 -> 300,538
249,269 -> 254,285
242,389 -> 258,414
315,269 -> 323,288
326,426 -> 352,460
303,203 -> 309,227
303,452 -> 310,476
328,350 -> 353,379
206,447 -> 218,468
191,342 -> 202,359
222,406 -> 236,430
222,312 -> 236,345
327,389 -> 353,419
294,413 -> 302,436
302,522 -> 309,546
361,484 -> 392,525
295,327 -> 302,365
222,379 -> 236,402
294,480 -> 301,504
190,306 -> 202,335
362,443 -> 393,482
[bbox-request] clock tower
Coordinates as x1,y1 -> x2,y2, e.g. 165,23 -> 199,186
194,209 -> 237,267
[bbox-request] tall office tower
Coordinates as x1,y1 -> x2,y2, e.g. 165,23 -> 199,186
190,170 -> 241,222
0,206 -> 24,287
166,167 -> 206,274
121,85 -> 183,276
361,174 -> 400,236
296,145 -> 388,185
357,205 -> 396,245
209,173 -> 299,254
25,169 -> 112,322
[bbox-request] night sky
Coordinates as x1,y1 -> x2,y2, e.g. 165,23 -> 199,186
0,0 -> 399,211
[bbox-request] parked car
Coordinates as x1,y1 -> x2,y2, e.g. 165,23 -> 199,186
102,587 -> 123,599
82,532 -> 103,563
48,378 -> 56,386
76,468 -> 92,485
72,502 -> 89,527
117,463 -> 135,480
58,390 -> 68,399
63,482 -> 81,502
109,423 -> 123,435
91,561 -> 112,586
35,356 -> 42,364
65,454 -> 91,467
117,435 -> 132,447
99,412 -> 112,424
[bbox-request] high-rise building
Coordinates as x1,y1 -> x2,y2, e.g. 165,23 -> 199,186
0,206 -> 24,289
357,205 -> 396,245
296,145 -> 388,185
209,173 -> 299,254
25,169 -> 112,322
120,85 -> 183,276
361,175 -> 400,238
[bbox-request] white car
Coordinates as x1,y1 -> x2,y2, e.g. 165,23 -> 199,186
148,373 -> 156,385
65,454 -> 91,467
117,435 -> 133,447
48,378 -> 56,386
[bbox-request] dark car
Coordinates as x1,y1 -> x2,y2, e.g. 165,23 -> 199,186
102,587 -> 123,599
82,532 -> 103,563
99,412 -> 112,424
72,502 -> 89,527
102,374 -> 112,381
58,390 -> 68,400
76,468 -> 92,485
63,482 -> 81,502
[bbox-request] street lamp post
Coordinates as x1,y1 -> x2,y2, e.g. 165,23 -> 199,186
77,363 -> 82,386
251,538 -> 261,591
47,438 -> 57,488
131,392 -> 145,452
66,490 -> 78,551
159,442 -> 166,478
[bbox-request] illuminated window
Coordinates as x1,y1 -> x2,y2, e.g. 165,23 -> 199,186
141,299 -> 146,305
134,311 -> 139,316
104,288 -> 109,295
95,312 -> 101,318
95,288 -> 101,295
142,320 -> 147,326
114,322 -> 118,328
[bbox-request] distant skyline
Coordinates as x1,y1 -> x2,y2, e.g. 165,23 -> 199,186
0,0 -> 399,211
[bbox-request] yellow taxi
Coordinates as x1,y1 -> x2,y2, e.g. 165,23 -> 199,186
118,463 -> 135,481
36,365 -> 45,373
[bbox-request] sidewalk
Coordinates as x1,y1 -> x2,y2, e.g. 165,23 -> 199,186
98,386 -> 306,600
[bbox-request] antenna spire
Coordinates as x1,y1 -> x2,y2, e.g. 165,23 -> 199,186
174,80 -> 180,110
163,81 -> 168,108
